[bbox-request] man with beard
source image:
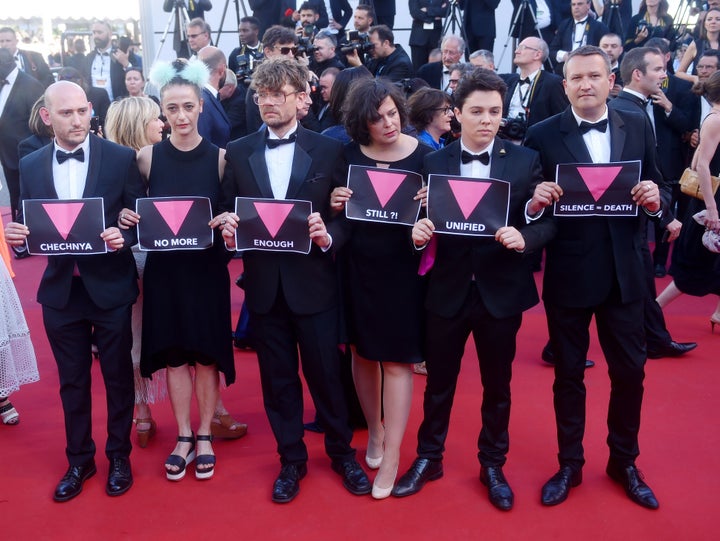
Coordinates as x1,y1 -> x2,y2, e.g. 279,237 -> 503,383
83,20 -> 130,101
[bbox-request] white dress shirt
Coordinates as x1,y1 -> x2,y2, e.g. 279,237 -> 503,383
460,139 -> 494,179
0,66 -> 18,118
53,137 -> 91,200
572,107 -> 611,164
265,122 -> 299,199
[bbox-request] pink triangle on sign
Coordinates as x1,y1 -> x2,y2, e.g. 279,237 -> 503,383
447,180 -> 491,220
153,200 -> 194,236
254,202 -> 295,238
42,202 -> 85,240
576,166 -> 623,202
366,170 -> 407,208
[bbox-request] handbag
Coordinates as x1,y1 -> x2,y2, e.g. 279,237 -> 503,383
679,167 -> 720,200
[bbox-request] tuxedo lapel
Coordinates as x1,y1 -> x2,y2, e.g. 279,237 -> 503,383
248,132 -> 274,198
489,138 -> 508,180
559,109 -> 593,163
443,141 -> 462,176
39,144 -> 59,199
83,135 -> 101,197
608,108 -> 627,162
285,127 -> 312,199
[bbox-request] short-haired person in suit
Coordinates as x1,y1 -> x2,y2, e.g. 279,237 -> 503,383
524,45 -> 662,509
503,37 -> 569,132
357,25 -> 414,82
599,33 -> 625,97
4,81 -> 145,502
0,48 -> 44,227
392,69 -> 554,510
0,27 -> 55,88
608,46 -> 697,359
84,20 -> 131,101
550,0 -> 610,75
417,35 -> 464,93
218,58 -> 370,503
408,0 -> 450,73
197,46 -> 232,148
459,0 -> 502,53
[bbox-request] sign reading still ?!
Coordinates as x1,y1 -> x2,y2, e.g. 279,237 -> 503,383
345,165 -> 423,226
234,197 -> 313,254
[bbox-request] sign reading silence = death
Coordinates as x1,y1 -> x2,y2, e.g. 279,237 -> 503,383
136,197 -> 214,251
345,165 -> 423,226
23,198 -> 107,255
554,160 -> 641,217
427,174 -> 510,236
233,197 -> 313,254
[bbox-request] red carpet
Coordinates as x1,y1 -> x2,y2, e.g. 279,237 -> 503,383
2,223 -> 718,540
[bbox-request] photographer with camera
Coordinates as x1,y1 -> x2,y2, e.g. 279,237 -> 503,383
623,0 -> 676,51
347,25 -> 413,82
228,17 -> 263,76
310,31 -> 345,74
295,2 -> 323,38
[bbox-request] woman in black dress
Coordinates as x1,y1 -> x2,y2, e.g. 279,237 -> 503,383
657,70 -> 720,330
676,7 -> 720,83
331,79 -> 430,499
123,59 -> 233,481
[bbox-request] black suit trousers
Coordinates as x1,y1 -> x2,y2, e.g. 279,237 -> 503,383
250,289 -> 355,466
42,278 -> 134,467
545,287 -> 645,472
417,286 -> 521,467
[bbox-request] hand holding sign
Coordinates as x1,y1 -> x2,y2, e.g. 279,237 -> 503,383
3,222 -> 29,247
412,218 -> 435,247
101,227 -> 126,251
529,181 -> 564,216
118,208 -> 140,230
495,226 -> 525,252
331,186 -> 352,212
308,212 -> 331,248
630,180 -> 660,213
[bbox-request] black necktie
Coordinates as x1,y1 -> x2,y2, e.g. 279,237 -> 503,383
56,148 -> 85,164
461,150 -> 490,165
578,119 -> 608,134
266,132 -> 297,149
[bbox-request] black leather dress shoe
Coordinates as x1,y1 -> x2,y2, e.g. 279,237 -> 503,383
53,460 -> 97,502
331,458 -> 371,495
272,463 -> 307,503
654,264 -> 667,278
480,466 -> 514,511
541,466 -> 582,506
541,343 -> 595,368
106,457 -> 133,496
647,341 -> 697,359
391,458 -> 443,497
606,462 -> 659,510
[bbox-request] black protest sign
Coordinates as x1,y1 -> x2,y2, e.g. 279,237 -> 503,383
345,165 -> 423,226
427,174 -> 510,236
136,197 -> 213,251
234,197 -> 313,254
23,198 -> 107,255
554,160 -> 641,217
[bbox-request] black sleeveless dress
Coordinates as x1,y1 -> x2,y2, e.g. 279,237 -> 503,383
339,141 -> 431,363
139,138 -> 235,383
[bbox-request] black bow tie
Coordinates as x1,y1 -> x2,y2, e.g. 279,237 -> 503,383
520,77 -> 532,85
56,148 -> 85,164
461,150 -> 490,165
578,119 -> 608,134
266,132 -> 297,149
576,19 -> 587,25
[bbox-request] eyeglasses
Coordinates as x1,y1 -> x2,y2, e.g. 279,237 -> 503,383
516,44 -> 540,52
253,90 -> 302,105
274,45 -> 298,55
433,107 -> 454,116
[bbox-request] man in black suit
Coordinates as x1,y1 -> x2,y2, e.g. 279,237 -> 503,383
459,0 -> 501,53
360,25 -> 414,82
371,0 -> 396,29
524,45 -> 661,510
0,27 -> 55,88
600,33 -> 625,97
198,46 -> 232,148
503,37 -> 569,133
408,1 -> 450,73
392,69 -> 554,510
609,46 -> 697,359
0,49 -> 44,226
4,81 -> 145,502
228,16 -> 263,75
84,20 -> 131,101
219,58 -> 369,503
549,0 -> 609,75
417,35 -> 464,93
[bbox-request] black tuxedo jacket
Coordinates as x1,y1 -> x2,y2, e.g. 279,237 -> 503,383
423,139 -> 554,319
220,126 -> 346,315
416,61 -> 444,90
18,135 -> 145,310
459,0 -> 502,40
83,50 -> 128,101
0,71 -> 44,170
525,107 -> 663,308
503,70 -> 569,126
409,0 -> 449,46
17,49 -> 55,88
550,18 -> 610,74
